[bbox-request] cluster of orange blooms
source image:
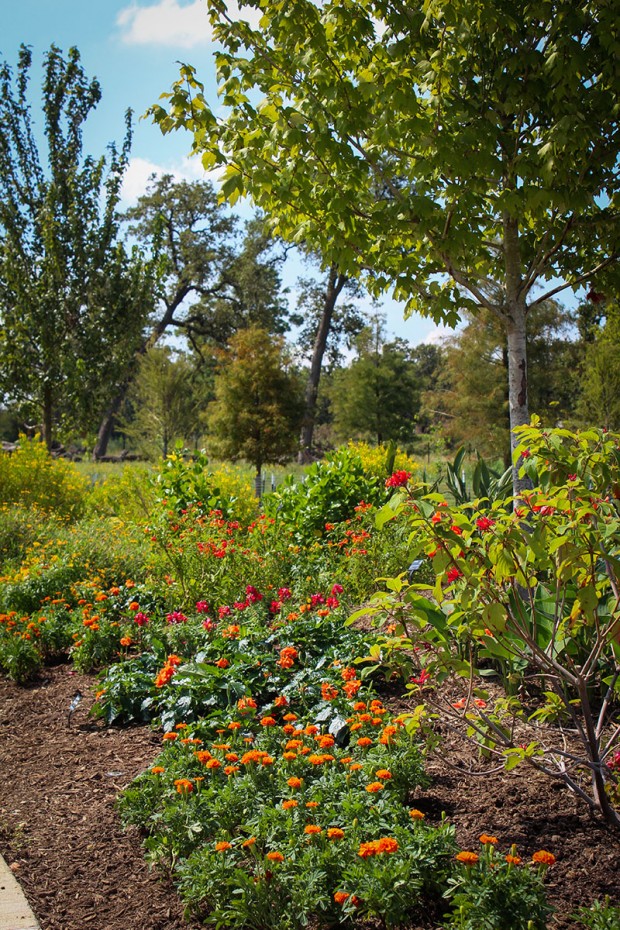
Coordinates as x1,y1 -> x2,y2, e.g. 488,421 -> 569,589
358,837 -> 399,858
455,836 -> 556,868
154,653 -> 183,688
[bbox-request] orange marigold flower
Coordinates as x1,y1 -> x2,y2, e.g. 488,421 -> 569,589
305,801 -> 319,808
358,841 -> 377,859
261,755 -> 274,766
228,721 -> 241,730
215,841 -> 232,852
225,752 -> 239,762
409,809 -> 425,821
242,837 -> 256,847
283,752 -> 297,761
162,732 -> 178,741
274,695 -> 289,707
195,750 -> 212,764
266,851 -> 284,862
237,696 -> 257,711
174,778 -> 193,794
366,782 -> 385,793
151,766 -> 165,774
349,763 -> 363,771
479,834 -> 499,846
224,766 -> 240,776
334,892 -> 350,905
375,769 -> 392,780
456,851 -> 479,865
206,759 -> 222,769
215,657 -> 229,669
505,854 -> 522,865
304,725 -> 319,736
327,828 -> 345,840
119,636 -> 132,647
532,850 -> 556,866
321,682 -> 339,701
357,737 -> 373,748
376,837 -> 399,854
283,712 -> 298,721
260,716 -> 277,727
287,777 -> 303,789
304,825 -> 322,835
282,799 -> 298,810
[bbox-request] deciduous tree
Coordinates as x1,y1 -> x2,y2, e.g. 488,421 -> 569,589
0,45 -> 156,448
151,0 -> 620,494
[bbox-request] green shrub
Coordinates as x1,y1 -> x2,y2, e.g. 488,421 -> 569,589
264,448 -> 387,541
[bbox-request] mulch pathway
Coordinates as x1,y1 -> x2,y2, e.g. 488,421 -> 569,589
1,665 -> 618,930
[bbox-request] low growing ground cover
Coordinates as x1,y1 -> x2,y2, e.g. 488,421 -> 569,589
0,431 -> 619,929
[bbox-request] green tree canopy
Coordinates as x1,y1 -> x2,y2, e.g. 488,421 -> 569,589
0,45 -> 157,448
151,0 -> 620,492
207,326 -> 304,477
329,316 -> 425,446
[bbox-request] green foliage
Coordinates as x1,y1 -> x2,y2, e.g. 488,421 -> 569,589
444,843 -> 552,930
371,423 -> 620,826
329,318 -> 426,446
573,898 -> 620,930
444,447 -> 512,507
152,0 -> 620,495
0,45 -> 157,446
153,450 -> 257,523
207,327 -> 305,476
0,503 -> 60,569
265,448 -> 386,540
122,347 -> 198,459
0,439 -> 89,518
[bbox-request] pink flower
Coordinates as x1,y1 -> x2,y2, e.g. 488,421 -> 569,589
326,596 -> 339,609
166,610 -> 188,624
270,600 -> 283,614
278,587 -> 292,601
331,584 -> 344,596
385,470 -> 411,488
245,585 -> 263,603
218,605 -> 232,619
195,600 -> 210,614
134,612 -> 149,627
310,593 -> 325,607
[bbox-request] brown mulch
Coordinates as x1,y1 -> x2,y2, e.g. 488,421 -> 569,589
0,665 -> 198,930
1,666 -> 619,930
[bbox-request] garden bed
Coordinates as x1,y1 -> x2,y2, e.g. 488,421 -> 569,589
0,665 -> 617,930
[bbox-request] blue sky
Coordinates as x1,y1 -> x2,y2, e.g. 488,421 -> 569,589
1,0 -> 455,346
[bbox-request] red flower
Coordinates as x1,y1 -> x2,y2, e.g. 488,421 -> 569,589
475,516 -> 495,531
385,470 -> 411,488
134,612 -> 149,626
195,600 -> 210,613
166,610 -> 188,624
446,566 -> 462,583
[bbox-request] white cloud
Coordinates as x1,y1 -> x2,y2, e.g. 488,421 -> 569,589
117,0 -> 261,49
422,325 -> 455,346
120,154 -> 216,203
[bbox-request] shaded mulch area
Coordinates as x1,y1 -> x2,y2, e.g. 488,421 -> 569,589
1,666 -> 619,930
0,664 -> 198,930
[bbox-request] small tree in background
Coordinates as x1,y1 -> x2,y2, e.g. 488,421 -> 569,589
122,347 -> 196,459
207,327 -> 304,483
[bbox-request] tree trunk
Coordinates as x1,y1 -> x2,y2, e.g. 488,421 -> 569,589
92,291 -> 188,460
298,264 -> 347,463
503,213 -> 532,498
42,382 -> 53,450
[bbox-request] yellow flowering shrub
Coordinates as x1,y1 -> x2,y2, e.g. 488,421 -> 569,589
346,441 -> 418,480
0,437 -> 89,518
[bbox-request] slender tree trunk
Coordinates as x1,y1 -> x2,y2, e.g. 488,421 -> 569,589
42,382 -> 53,450
92,291 -> 188,460
298,264 -> 347,463
503,213 -> 532,498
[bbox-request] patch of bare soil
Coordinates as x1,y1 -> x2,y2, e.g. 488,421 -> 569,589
0,665 -> 618,930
